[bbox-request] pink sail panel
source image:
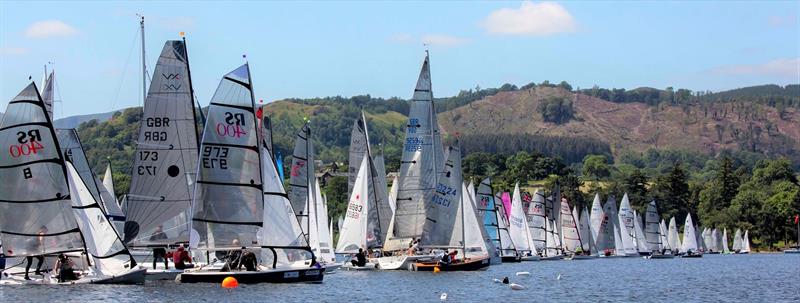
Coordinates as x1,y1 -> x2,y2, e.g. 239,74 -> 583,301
501,192 -> 512,219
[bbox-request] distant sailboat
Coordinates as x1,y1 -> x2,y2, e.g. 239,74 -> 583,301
559,198 -> 582,256
667,217 -> 681,254
722,228 -> 731,254
741,230 -> 751,254
527,190 -> 548,259
475,178 -> 504,264
732,229 -> 743,253
508,184 -> 539,261
680,214 -> 702,258
617,193 -> 639,256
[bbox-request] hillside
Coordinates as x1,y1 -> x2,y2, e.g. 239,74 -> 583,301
438,86 -> 800,162
54,109 -> 118,129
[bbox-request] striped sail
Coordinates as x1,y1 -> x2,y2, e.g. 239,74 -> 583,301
644,201 -> 661,252
528,190 -> 547,252
394,53 -> 444,239
126,40 -> 199,246
0,82 -> 83,256
288,122 -> 315,236
191,64 -> 262,250
477,178 -> 502,259
559,198 -> 581,253
421,145 -> 461,248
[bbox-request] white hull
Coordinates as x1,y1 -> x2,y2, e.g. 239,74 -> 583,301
520,255 -> 541,261
373,254 -> 437,270
0,267 -> 146,285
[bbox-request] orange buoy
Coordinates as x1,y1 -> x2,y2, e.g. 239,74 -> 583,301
433,266 -> 441,273
221,276 -> 238,289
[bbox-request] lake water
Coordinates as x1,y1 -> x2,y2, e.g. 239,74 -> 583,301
2,254 -> 798,302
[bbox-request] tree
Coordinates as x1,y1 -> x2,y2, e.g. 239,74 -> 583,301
651,163 -> 690,222
537,97 -> 574,124
582,154 -> 611,180
619,168 -> 649,214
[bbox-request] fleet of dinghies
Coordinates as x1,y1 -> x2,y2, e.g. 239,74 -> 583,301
1,28 -> 763,286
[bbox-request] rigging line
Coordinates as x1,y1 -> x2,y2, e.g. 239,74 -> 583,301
110,27 -> 140,113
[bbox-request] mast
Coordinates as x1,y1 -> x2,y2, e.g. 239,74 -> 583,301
140,15 -> 146,104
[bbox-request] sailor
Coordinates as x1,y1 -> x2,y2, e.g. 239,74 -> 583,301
350,248 -> 367,267
24,226 -> 48,280
149,225 -> 169,270
172,244 -> 194,270
53,253 -> 78,283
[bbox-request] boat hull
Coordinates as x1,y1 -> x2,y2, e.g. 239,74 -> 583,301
146,269 -> 184,281
520,255 -> 540,261
681,254 -> 703,258
649,254 -> 676,259
501,256 -> 521,262
177,267 -> 324,284
784,249 -> 800,254
413,257 -> 490,272
540,255 -> 564,261
569,255 -> 598,260
374,255 -> 436,270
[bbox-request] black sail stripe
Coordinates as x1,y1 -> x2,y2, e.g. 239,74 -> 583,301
0,196 -> 70,203
0,158 -> 63,169
2,227 -> 81,237
197,180 -> 262,189
192,217 -> 262,226
202,142 -> 258,152
0,121 -> 49,131
208,102 -> 254,113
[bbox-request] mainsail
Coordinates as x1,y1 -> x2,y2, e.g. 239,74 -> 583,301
394,53 -> 444,239
741,230 -> 751,253
347,112 -> 391,246
126,40 -> 199,246
578,206 -> 595,254
312,178 -> 335,263
680,214 -> 699,253
632,211 -> 649,253
644,201 -> 661,252
191,64 -> 262,250
336,155 -> 370,253
732,229 -> 743,252
560,198 -> 581,253
288,122 -> 315,236
494,193 -> 517,257
0,82 -> 83,256
617,193 -> 637,255
667,217 -> 681,252
421,145 -> 461,248
509,183 -> 536,255
528,190 -> 547,252
722,228 -> 730,253
659,220 -> 671,251
603,196 -> 625,256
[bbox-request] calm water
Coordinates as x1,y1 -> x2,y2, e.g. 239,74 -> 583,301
2,254 -> 798,302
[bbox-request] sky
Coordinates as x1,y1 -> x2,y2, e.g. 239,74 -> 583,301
1,1 -> 798,118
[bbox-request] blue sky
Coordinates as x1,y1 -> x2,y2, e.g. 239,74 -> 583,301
1,1 -> 798,118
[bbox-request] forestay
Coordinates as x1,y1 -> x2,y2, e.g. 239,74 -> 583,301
126,40 -> 199,246
191,64 -> 262,250
0,82 -> 84,256
394,53 -> 444,239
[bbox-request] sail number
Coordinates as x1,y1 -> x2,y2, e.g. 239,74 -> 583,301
202,146 -> 229,169
144,117 -> 169,142
346,202 -> 363,219
135,151 -> 159,175
216,112 -> 247,138
9,130 -> 44,158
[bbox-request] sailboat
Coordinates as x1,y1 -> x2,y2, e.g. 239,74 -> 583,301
375,52 -> 442,270
336,155 -> 378,270
338,111 -> 392,268
573,206 -> 598,259
310,178 -> 337,269
491,183 -> 520,262
0,82 -> 145,284
645,201 -> 674,258
559,197 -> 584,259
722,228 -> 731,254
122,39 -> 201,280
617,193 -> 639,256
740,230 -> 751,254
413,145 -> 490,271
680,214 -> 702,258
602,196 -> 627,257
632,211 -> 650,256
667,217 -> 681,255
590,194 -> 614,257
475,178 -> 504,264
508,184 -> 539,261
732,229 -> 743,253
709,228 -> 722,254
178,64 -> 322,284
100,163 -> 126,236
528,190 -> 548,259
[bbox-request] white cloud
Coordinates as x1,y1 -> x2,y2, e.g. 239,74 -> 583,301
708,58 -> 799,77
421,34 -> 469,47
24,20 -> 79,38
0,47 -> 29,55
483,1 -> 576,36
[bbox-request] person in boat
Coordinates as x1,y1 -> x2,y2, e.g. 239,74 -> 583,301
350,248 -> 367,267
222,239 -> 257,272
53,253 -> 78,283
149,225 -> 169,270
24,226 -> 48,280
406,238 -> 420,256
172,244 -> 194,270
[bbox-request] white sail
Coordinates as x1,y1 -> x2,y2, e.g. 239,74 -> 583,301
659,220 -> 671,251
644,201 -> 661,252
528,190 -> 547,252
742,230 -> 751,253
633,211 -> 649,253
66,162 -> 137,276
467,180 -> 476,207
732,229 -> 743,252
668,217 -> 681,252
589,194 -> 604,250
191,64 -> 262,250
603,196 -> 625,256
41,71 -> 55,120
258,145 -> 309,268
102,164 -> 116,200
508,183 -> 535,255
560,198 -> 581,253
578,206 -> 595,254
617,193 -> 637,255
314,178 -> 335,263
711,228 -> 721,253
336,155 -> 370,253
461,182 -> 489,259
722,228 -> 731,253
394,53 -> 444,239
387,175 -> 398,214
680,214 -> 699,253
421,145 -> 461,249
545,219 -> 562,257
0,82 -> 84,257
127,40 -> 199,247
